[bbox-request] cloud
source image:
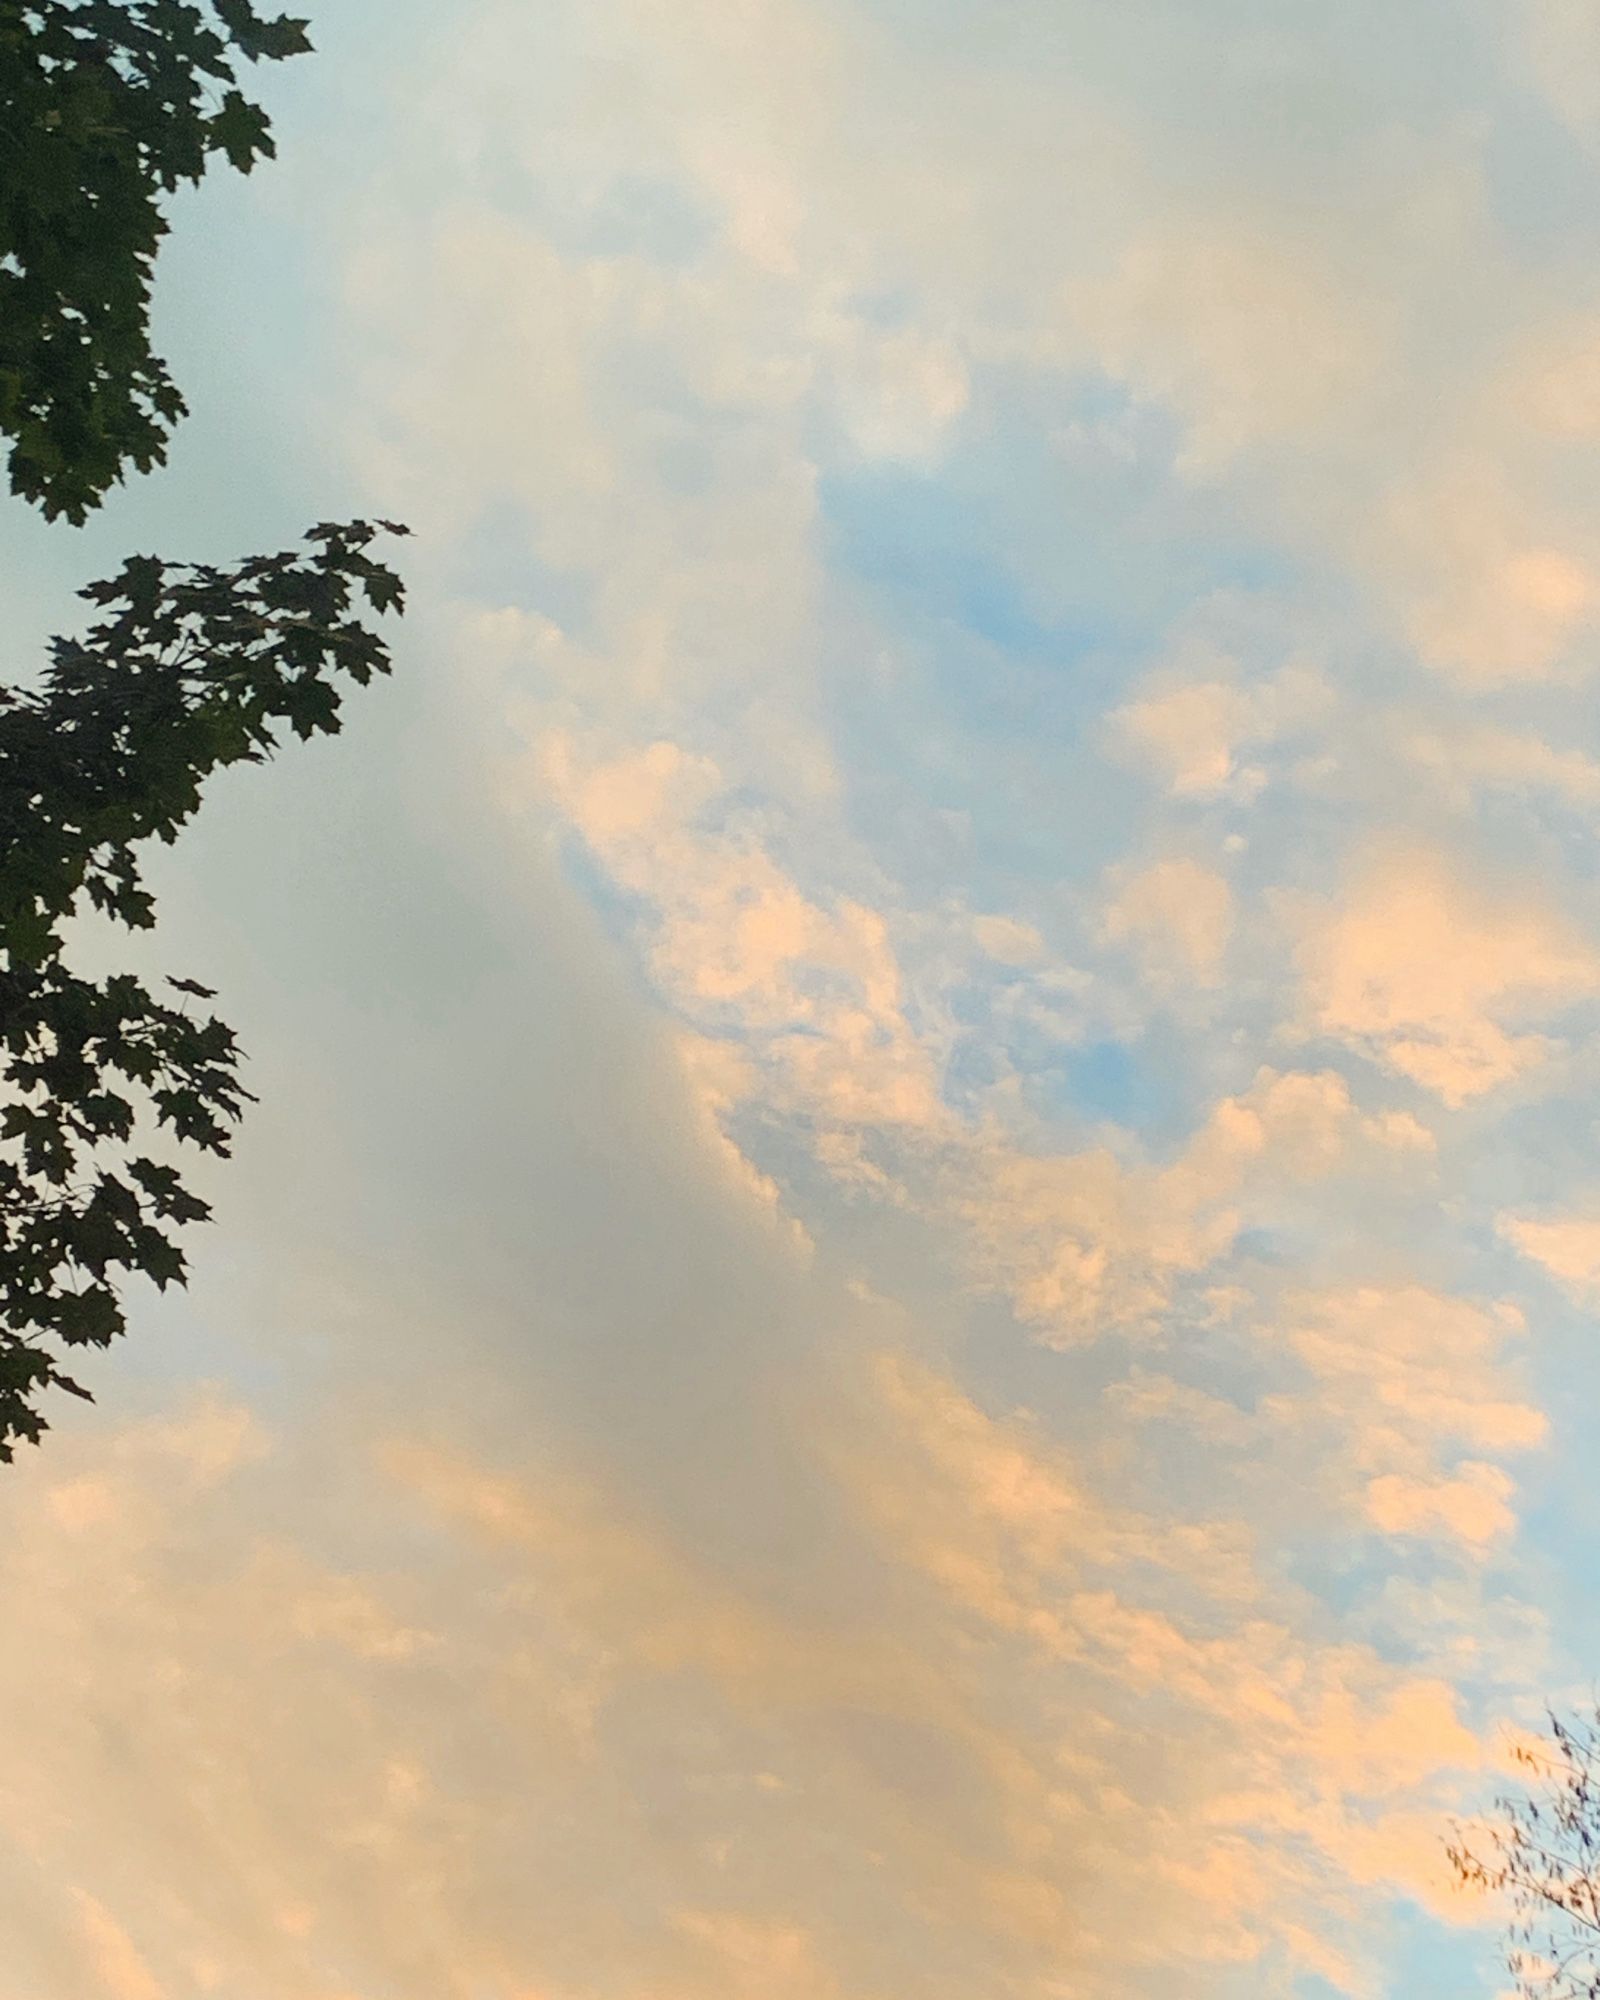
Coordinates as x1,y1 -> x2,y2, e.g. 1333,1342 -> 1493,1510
531,708 -> 1448,1367
1521,0 -> 1600,139
836,1348 -> 1260,1614
1077,216 -> 1390,472
70,1895 -> 164,2000
671,1911 -> 838,2000
1365,1465 -> 1518,1549
962,1067 -> 1433,1346
1373,459 -> 1597,686
814,1343 -> 1507,1979
539,728 -> 944,1151
972,912 -> 1047,965
1101,856 -> 1234,987
1110,658 -> 1331,803
1395,721 -> 1600,817
0,1304 -> 1525,2000
1296,848 -> 1600,1105
1263,1285 -> 1545,1552
1498,1209 -> 1600,1300
21,1 -> 1595,1994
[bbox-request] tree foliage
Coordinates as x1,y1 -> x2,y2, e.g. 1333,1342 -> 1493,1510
0,520 -> 408,1456
0,0 -> 313,522
1450,1706 -> 1600,1998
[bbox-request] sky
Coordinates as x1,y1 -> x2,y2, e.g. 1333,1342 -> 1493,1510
11,0 -> 1600,1994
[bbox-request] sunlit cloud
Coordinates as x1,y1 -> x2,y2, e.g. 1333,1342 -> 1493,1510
8,0 -> 1600,1994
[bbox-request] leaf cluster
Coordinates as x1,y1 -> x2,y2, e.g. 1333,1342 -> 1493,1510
0,0 -> 312,521
1451,1707 -> 1600,1999
0,519 -> 408,1456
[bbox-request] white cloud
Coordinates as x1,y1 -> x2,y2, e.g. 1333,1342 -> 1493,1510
1102,856 -> 1234,987
1365,1464 -> 1518,1549
1264,1286 -> 1545,1552
1296,848 -> 1600,1104
1499,1209 -> 1600,1300
963,1068 -> 1434,1346
1077,218 -> 1390,473
1372,458 -> 1596,686
1395,720 -> 1600,816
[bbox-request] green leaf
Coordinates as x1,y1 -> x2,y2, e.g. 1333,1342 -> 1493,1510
0,520 -> 404,1455
0,0 -> 310,517
210,88 -> 274,172
53,1287 -> 122,1347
